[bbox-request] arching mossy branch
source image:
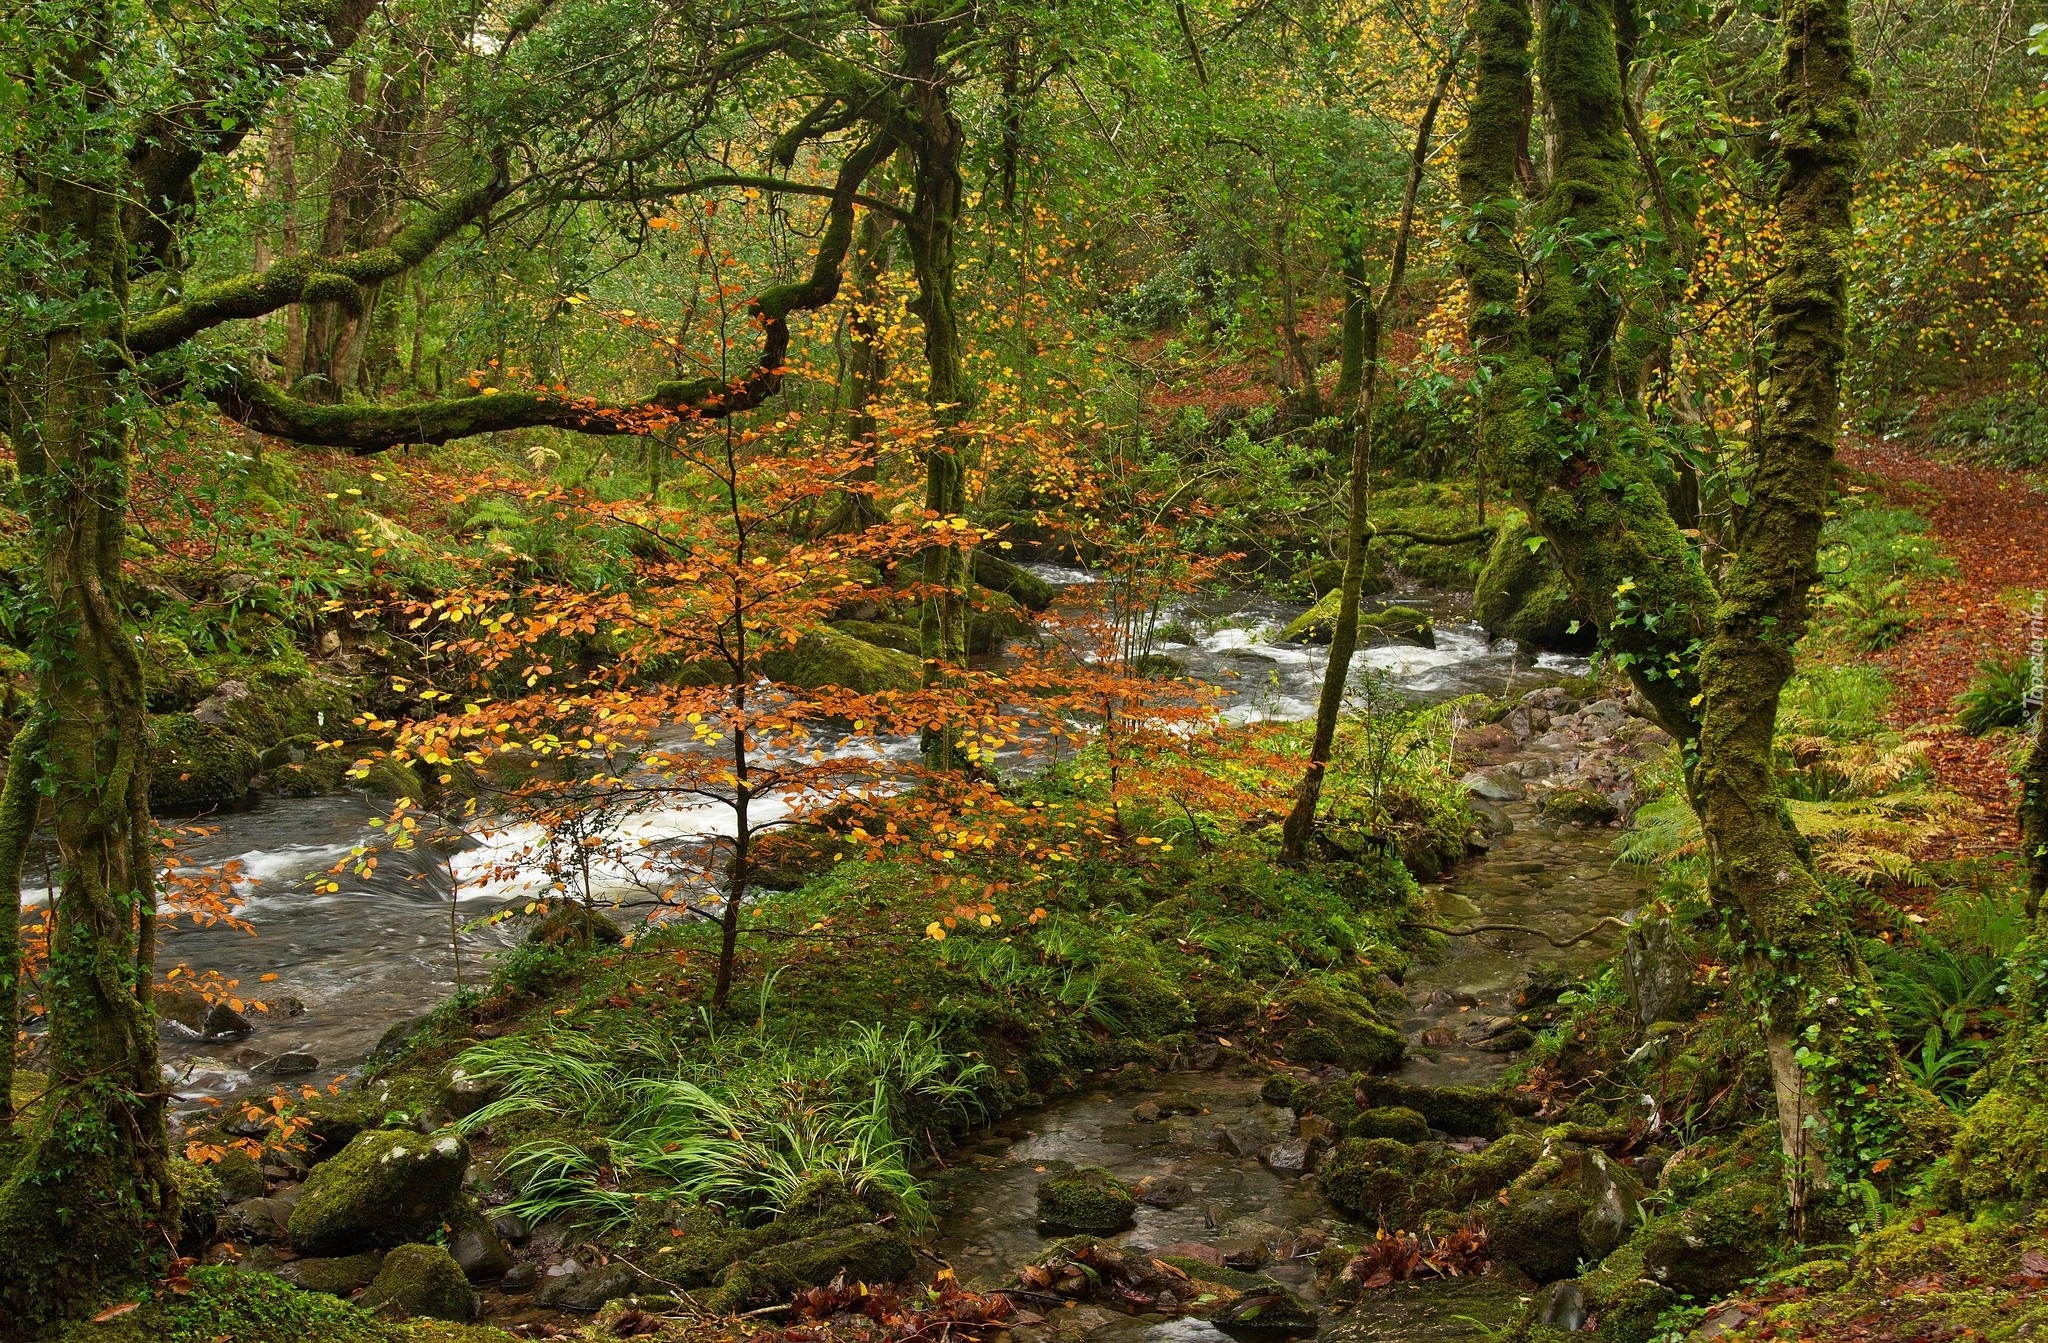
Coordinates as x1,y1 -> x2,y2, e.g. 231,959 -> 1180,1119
210,134 -> 896,454
126,166 -> 512,357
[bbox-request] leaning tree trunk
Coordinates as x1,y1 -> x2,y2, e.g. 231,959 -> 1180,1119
1280,48 -> 1457,865
0,13 -> 174,1323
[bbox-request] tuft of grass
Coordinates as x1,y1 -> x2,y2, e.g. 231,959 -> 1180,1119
1953,655 -> 2033,735
457,1021 -> 987,1230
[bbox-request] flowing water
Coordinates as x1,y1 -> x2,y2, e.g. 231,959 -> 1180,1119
48,568 -> 1617,1150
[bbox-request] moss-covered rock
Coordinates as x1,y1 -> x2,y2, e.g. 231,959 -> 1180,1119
1355,1077 -> 1523,1138
1037,1166 -> 1137,1233
213,1147 -> 266,1201
968,590 -> 1036,654
524,902 -> 624,949
141,633 -> 210,711
292,1091 -> 383,1162
1637,1176 -> 1783,1300
831,619 -> 922,655
276,1249 -> 387,1297
1491,1188 -> 1592,1284
1472,513 -> 1595,652
149,712 -> 259,810
1271,975 -> 1405,1072
707,1223 -> 918,1310
1938,1078 -> 2048,1212
973,550 -> 1057,611
287,1128 -> 470,1255
1541,788 -> 1618,825
1281,596 -> 1435,648
169,1158 -> 223,1251
761,627 -> 920,693
1349,1106 -> 1433,1144
1318,1138 -> 1425,1220
359,757 -> 428,801
356,1242 -> 476,1322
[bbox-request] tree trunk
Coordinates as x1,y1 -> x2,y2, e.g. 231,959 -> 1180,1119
898,37 -> 974,771
0,11 -> 173,1320
1333,244 -> 1368,410
1455,0 -> 1928,1207
1280,48 -> 1457,865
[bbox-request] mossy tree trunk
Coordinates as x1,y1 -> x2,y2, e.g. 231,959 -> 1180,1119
2024,702 -> 2046,916
893,13 -> 976,771
0,5 -> 174,1322
1280,46 -> 1458,865
1454,0 -> 1927,1210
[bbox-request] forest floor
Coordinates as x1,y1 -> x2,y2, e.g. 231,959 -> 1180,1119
1841,436 -> 2046,862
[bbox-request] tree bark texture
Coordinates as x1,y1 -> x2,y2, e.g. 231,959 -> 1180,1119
0,6 -> 174,1323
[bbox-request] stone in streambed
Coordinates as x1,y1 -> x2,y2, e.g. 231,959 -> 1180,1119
1349,1106 -> 1432,1144
276,1249 -> 386,1297
1037,1166 -> 1137,1233
286,1127 -> 469,1254
357,1242 -> 477,1322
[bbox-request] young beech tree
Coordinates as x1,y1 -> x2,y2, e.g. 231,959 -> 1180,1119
1453,0 -> 1943,1211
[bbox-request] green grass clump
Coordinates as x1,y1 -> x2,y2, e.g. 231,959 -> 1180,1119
1953,654 -> 2034,734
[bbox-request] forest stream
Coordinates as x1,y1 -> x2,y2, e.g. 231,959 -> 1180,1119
129,571 -> 1653,1341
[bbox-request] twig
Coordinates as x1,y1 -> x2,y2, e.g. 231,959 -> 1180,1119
1411,916 -> 1631,948
738,1304 -> 793,1318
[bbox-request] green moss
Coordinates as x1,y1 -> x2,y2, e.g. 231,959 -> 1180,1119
150,712 -> 259,810
971,551 -> 1056,611
1272,975 -> 1405,1072
1282,596 -> 1434,648
1636,1176 -> 1785,1300
141,633 -> 210,711
291,1092 -> 385,1162
707,1223 -> 917,1310
1471,514 -> 1594,653
1036,1166 -> 1137,1233
1319,1138 -> 1425,1220
1938,1080 -> 2048,1212
287,1129 -> 470,1255
361,758 -> 428,802
1356,1078 -> 1520,1138
1349,1106 -> 1432,1143
170,1158 -> 223,1251
1541,788 -> 1618,825
760,627 -> 920,693
279,1250 -> 388,1298
57,1266 -> 404,1343
831,619 -> 922,655
524,902 -> 624,950
1491,1188 -> 1592,1283
357,1244 -> 475,1323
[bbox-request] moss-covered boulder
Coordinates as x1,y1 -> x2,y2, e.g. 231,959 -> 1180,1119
1350,1106 -> 1432,1144
1356,1077 -> 1525,1139
292,1091 -> 382,1162
1271,975 -> 1405,1072
286,1128 -> 469,1255
832,619 -> 921,655
525,902 -> 624,949
359,757 -> 427,801
1541,788 -> 1618,826
1281,596 -> 1435,648
149,712 -> 259,810
1472,513 -> 1595,652
1037,1166 -> 1137,1233
169,1158 -> 223,1252
1638,1177 -> 1783,1300
761,626 -> 920,693
1491,1189 -> 1592,1283
1318,1138 -> 1425,1221
708,1223 -> 918,1311
968,590 -> 1036,653
212,1146 -> 267,1200
276,1249 -> 387,1297
973,550 -> 1057,611
356,1242 -> 476,1322
141,633 -> 209,711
